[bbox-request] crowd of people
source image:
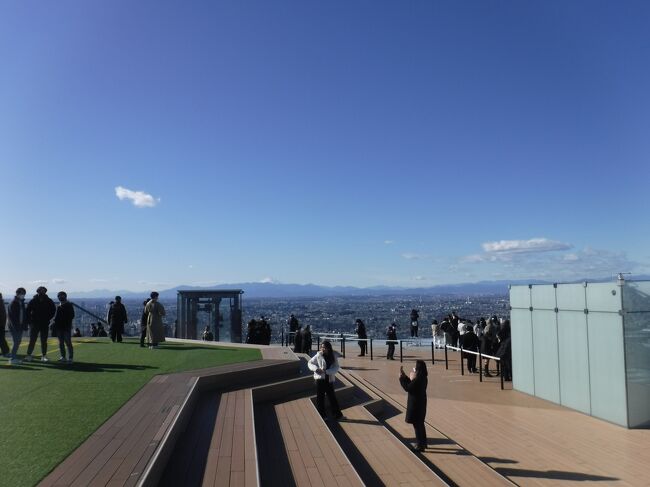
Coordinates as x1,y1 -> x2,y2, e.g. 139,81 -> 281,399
1,288 -> 168,365
245,316 -> 272,345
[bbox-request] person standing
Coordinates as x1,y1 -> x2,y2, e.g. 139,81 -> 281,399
301,325 -> 312,354
0,293 -> 10,357
355,318 -> 367,356
307,341 -> 343,420
496,319 -> 512,381
399,360 -> 428,452
410,309 -> 419,338
144,292 -> 166,348
386,322 -> 397,360
7,288 -> 28,365
482,318 -> 497,377
139,299 -> 150,347
288,313 -> 299,345
53,291 -> 75,363
461,324 -> 479,373
108,296 -> 128,343
25,286 -> 56,362
293,325 -> 303,353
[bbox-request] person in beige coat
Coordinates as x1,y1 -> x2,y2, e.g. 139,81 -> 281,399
144,292 -> 166,348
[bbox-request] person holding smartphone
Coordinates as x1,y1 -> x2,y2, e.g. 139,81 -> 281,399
399,360 -> 428,452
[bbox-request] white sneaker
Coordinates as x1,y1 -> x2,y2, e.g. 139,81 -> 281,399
8,358 -> 22,365
24,355 -> 33,362
41,356 -> 49,362
58,356 -> 67,362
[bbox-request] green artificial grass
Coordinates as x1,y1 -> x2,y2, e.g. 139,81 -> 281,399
0,338 -> 261,487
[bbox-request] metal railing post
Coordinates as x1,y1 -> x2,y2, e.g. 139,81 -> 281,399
317,335 -> 320,351
460,345 -> 464,375
479,349 -> 483,382
431,341 -> 434,365
370,338 -> 373,360
281,330 -> 285,347
444,344 -> 448,370
399,340 -> 403,363
342,335 -> 346,358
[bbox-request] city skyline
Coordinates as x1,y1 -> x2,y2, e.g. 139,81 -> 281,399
1,1 -> 649,292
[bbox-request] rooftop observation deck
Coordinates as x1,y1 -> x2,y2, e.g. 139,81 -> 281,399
38,341 -> 649,487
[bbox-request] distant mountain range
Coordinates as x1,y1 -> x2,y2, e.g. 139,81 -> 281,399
68,275 -> 649,300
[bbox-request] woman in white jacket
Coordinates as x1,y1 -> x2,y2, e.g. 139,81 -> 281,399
307,340 -> 343,420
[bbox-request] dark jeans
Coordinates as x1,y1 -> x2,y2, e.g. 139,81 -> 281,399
315,379 -> 341,418
467,354 -> 477,372
140,328 -> 147,347
413,421 -> 427,449
110,325 -> 123,342
387,343 -> 395,359
27,323 -> 49,356
9,327 -> 23,358
0,331 -> 9,355
358,340 -> 367,355
410,325 -> 418,337
57,329 -> 73,359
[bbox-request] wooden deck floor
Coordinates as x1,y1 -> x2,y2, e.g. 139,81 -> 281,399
340,346 -> 650,487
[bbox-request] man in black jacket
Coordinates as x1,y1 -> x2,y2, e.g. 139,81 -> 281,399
25,286 -> 56,362
108,296 -> 128,343
53,291 -> 75,363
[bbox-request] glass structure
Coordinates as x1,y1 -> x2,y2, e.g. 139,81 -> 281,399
510,279 -> 650,428
176,290 -> 243,343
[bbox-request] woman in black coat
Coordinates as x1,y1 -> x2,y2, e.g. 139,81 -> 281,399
399,360 -> 428,452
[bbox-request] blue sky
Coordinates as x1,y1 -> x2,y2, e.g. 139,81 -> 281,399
1,0 -> 649,293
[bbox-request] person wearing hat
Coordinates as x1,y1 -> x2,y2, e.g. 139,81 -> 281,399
108,296 -> 128,343
25,286 -> 56,362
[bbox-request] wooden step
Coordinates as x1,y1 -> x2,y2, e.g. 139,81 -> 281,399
201,389 -> 258,487
332,405 -> 448,487
274,398 -> 364,487
346,372 -> 515,486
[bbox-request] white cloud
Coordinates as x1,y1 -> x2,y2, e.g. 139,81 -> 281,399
461,254 -> 485,263
401,253 -> 427,260
89,278 -> 109,283
482,238 -> 571,254
259,277 -> 277,284
384,240 -> 394,245
563,253 -> 579,262
30,280 -> 48,285
115,186 -> 160,208
51,278 -> 66,284
413,276 -> 427,281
